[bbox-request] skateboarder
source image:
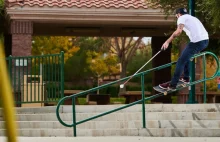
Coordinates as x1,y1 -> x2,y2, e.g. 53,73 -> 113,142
159,8 -> 209,90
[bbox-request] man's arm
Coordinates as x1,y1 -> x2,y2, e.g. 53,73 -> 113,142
166,24 -> 184,43
161,24 -> 184,50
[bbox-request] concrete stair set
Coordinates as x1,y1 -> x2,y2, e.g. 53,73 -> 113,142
0,104 -> 220,137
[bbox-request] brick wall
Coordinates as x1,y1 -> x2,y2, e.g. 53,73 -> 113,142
12,34 -> 32,56
11,20 -> 33,56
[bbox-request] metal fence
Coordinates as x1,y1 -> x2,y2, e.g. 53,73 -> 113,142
5,52 -> 64,107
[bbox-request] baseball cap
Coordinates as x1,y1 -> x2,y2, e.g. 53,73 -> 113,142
175,8 -> 188,15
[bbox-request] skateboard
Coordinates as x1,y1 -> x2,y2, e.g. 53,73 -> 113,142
153,81 -> 188,95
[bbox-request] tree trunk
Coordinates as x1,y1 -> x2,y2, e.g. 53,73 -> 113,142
119,61 -> 127,93
97,76 -> 100,94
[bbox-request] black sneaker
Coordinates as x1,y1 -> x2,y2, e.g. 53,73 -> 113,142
159,82 -> 176,90
179,77 -> 190,84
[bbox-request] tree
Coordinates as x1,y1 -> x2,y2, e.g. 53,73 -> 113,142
104,55 -> 120,75
150,0 -> 220,33
127,44 -> 152,83
0,0 -> 4,40
103,37 -> 145,81
64,37 -> 108,82
197,0 -> 220,33
86,51 -> 119,94
0,0 -> 3,10
64,37 -> 119,89
64,52 -> 91,81
32,36 -> 80,61
150,0 -> 220,55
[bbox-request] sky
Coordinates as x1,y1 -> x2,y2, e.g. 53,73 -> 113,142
134,37 -> 151,45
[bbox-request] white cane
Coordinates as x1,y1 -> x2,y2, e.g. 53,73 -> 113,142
120,49 -> 163,88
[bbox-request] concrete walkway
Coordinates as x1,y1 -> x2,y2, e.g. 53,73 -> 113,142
1,137 -> 220,142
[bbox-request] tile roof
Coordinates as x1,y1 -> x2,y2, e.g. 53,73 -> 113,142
6,0 -> 160,9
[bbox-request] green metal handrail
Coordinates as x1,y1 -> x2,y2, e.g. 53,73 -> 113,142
56,51 -> 219,137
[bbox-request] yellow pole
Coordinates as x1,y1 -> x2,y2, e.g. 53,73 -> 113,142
0,40 -> 17,142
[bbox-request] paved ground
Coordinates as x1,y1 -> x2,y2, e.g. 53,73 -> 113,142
1,137 -> 220,142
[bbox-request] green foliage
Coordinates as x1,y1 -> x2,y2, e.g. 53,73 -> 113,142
127,45 -> 152,83
0,0 -> 4,37
78,98 -> 87,105
64,37 -> 110,81
45,82 -> 61,99
110,97 -> 125,104
77,97 -> 126,105
74,37 -> 108,53
86,51 -> 120,78
104,55 -> 120,75
203,38 -> 220,56
196,0 -> 220,33
64,52 -> 92,81
149,0 -> 187,15
150,0 -> 220,33
102,37 -> 145,80
201,61 -> 219,91
99,86 -> 120,97
86,51 -> 108,78
0,0 -> 4,12
64,84 -> 91,90
150,0 -> 220,55
32,36 -> 80,61
0,34 -> 3,42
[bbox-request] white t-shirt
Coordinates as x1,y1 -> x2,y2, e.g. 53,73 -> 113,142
177,14 -> 209,42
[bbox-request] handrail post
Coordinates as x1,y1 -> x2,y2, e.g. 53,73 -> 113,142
203,55 -> 207,103
187,0 -> 197,104
60,51 -> 64,98
187,59 -> 198,104
8,55 -> 12,80
141,73 -> 146,128
72,97 -> 77,137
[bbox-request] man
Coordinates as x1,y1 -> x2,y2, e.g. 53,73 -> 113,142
159,8 -> 209,90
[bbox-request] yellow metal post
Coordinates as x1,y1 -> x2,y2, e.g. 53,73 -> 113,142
0,41 -> 17,142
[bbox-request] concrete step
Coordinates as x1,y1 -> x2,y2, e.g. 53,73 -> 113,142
1,120 -> 220,129
1,104 -> 220,115
1,137 -> 220,142
2,112 -> 219,121
1,128 -> 220,137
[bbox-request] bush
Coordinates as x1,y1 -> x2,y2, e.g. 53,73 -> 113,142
45,82 -> 61,99
64,84 -> 91,90
100,86 -> 119,97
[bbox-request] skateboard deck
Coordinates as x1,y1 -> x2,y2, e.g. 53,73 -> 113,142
153,81 -> 188,95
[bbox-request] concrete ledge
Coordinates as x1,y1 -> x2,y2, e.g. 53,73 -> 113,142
1,104 -> 220,114
1,137 -> 220,142
1,128 -> 220,137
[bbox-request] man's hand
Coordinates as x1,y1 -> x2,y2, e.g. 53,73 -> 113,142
161,41 -> 169,50
161,24 -> 184,51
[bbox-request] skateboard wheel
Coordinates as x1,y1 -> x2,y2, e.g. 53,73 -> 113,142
164,92 -> 167,95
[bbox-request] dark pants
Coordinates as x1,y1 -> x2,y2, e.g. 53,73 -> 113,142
170,39 -> 209,86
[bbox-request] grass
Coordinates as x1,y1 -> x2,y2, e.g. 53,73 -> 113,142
78,97 -> 152,105
10,96 -> 177,106
110,97 -> 125,104
78,97 -> 126,105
